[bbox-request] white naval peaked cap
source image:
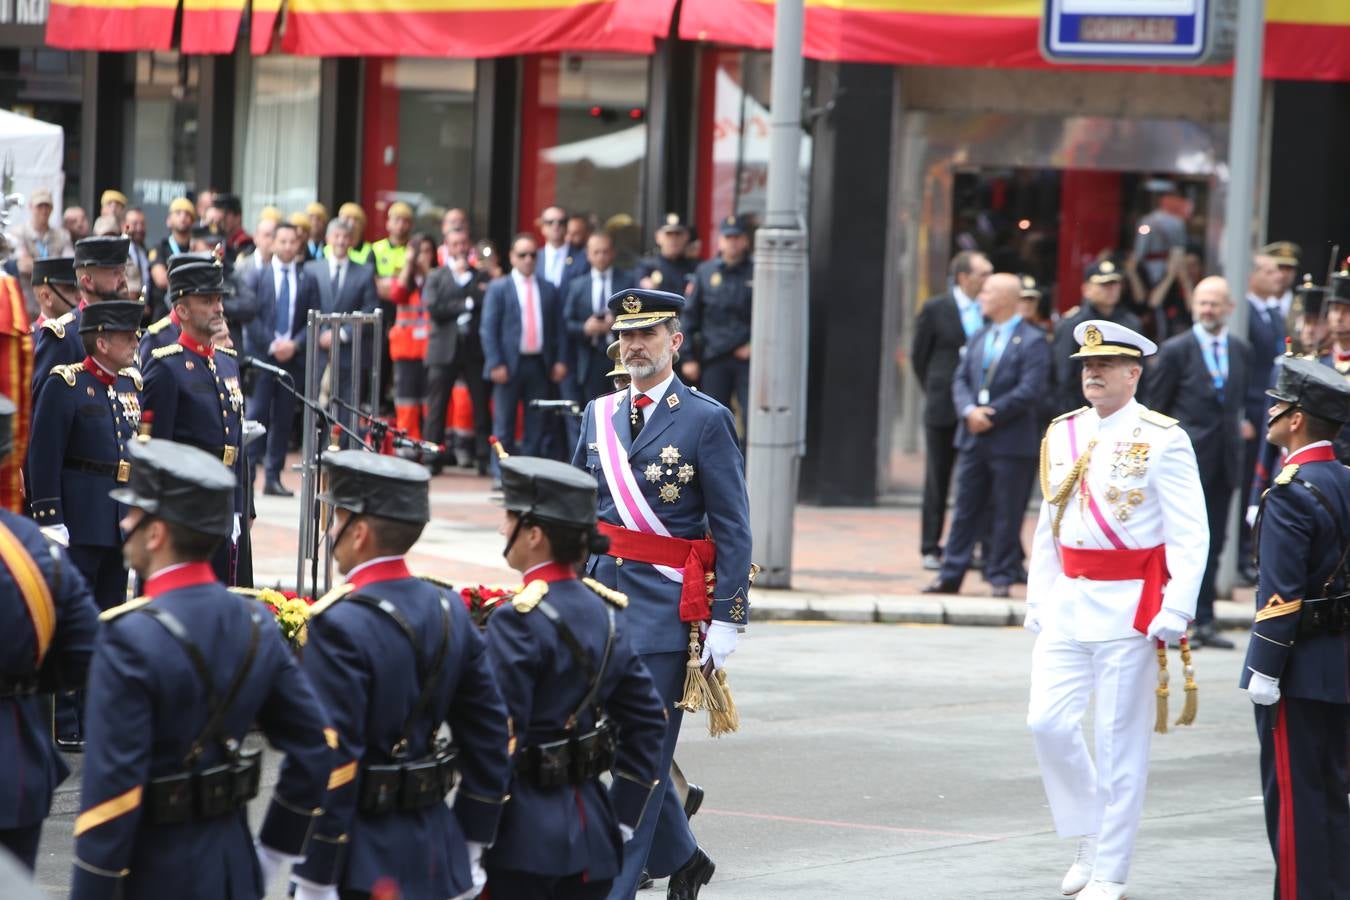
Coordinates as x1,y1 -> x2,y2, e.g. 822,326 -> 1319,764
1069,319 -> 1158,360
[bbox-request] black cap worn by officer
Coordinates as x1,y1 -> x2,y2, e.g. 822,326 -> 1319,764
168,258 -> 234,301
79,300 -> 144,335
498,456 -> 608,557
1267,356 -> 1350,426
320,450 -> 430,552
110,437 -> 238,539
74,235 -> 130,270
607,288 -> 685,331
1330,270 -> 1350,308
719,214 -> 751,237
1295,275 -> 1327,322
32,256 -> 76,288
1084,258 -> 1124,285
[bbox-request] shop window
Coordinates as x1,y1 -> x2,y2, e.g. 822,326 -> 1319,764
0,48 -> 84,209
124,52 -> 199,245
232,54 -> 321,230
362,58 -> 476,240
519,53 -> 649,245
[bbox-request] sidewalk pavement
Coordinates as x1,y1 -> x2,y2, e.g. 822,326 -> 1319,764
247,451 -> 1255,630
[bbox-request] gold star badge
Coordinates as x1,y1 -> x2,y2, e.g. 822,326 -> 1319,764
710,272 -> 723,288
660,445 -> 681,465
677,463 -> 695,484
659,483 -> 681,503
644,463 -> 663,483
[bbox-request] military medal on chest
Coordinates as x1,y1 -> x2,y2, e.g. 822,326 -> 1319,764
640,444 -> 695,503
1111,441 -> 1150,479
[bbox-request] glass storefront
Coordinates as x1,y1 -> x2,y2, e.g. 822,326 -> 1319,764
232,53 -> 321,228
0,47 -> 84,210
124,52 -> 199,246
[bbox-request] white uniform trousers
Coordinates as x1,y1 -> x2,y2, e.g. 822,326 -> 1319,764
1027,630 -> 1156,883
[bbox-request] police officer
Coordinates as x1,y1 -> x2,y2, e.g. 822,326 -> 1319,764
484,455 -> 666,899
31,256 -> 79,328
1242,356 -> 1350,899
0,393 -> 99,868
33,236 -> 130,399
285,450 -> 512,900
141,258 -> 248,585
682,215 -> 753,421
635,214 -> 697,296
573,289 -> 753,900
72,437 -> 332,899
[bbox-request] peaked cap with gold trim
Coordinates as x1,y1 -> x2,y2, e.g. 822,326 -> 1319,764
608,288 -> 685,332
1069,319 -> 1158,360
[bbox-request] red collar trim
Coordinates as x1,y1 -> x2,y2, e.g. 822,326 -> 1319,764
523,561 -> 578,584
82,356 -> 116,387
347,558 -> 413,590
78,299 -> 88,311
1285,444 -> 1337,467
178,331 -> 214,358
144,562 -> 217,598
169,308 -> 181,327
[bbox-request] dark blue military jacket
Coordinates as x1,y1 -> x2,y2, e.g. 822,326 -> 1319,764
573,377 -> 752,655
0,510 -> 97,829
72,562 -> 332,900
288,558 -> 512,896
635,253 -> 696,295
137,312 -> 181,367
32,306 -> 84,398
484,566 -> 665,879
1242,446 -> 1350,703
28,359 -> 140,546
685,256 -> 752,363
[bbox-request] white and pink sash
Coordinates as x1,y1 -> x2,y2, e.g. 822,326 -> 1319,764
595,392 -> 683,583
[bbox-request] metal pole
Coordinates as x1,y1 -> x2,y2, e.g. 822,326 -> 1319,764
1216,0 -> 1264,599
746,0 -> 807,588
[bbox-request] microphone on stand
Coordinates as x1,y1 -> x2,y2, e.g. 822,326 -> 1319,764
239,355 -> 294,382
391,434 -> 445,457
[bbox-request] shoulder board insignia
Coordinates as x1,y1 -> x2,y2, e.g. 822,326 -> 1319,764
417,573 -> 455,591
1063,305 -> 1080,319
1139,409 -> 1179,428
49,363 -> 81,386
145,315 -> 173,335
309,582 -> 356,618
151,343 -> 183,359
100,596 -> 151,622
1274,463 -> 1300,486
511,580 -> 548,614
119,366 -> 143,390
582,577 -> 628,609
1050,406 -> 1088,425
215,346 -> 236,357
148,249 -> 158,262
41,317 -> 66,338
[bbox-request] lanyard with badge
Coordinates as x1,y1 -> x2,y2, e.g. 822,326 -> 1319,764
1197,331 -> 1226,397
977,316 -> 1020,406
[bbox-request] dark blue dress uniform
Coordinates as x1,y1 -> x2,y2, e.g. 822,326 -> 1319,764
287,451 -> 512,897
138,310 -> 181,365
684,216 -> 753,416
0,392 -> 100,869
72,438 -> 332,900
1240,357 -> 1350,900
635,214 -> 697,295
483,457 -> 666,897
571,289 -> 752,899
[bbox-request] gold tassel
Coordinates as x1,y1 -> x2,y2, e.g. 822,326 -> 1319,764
1174,638 -> 1198,727
706,668 -> 740,737
1154,643 -> 1170,734
676,624 -> 711,713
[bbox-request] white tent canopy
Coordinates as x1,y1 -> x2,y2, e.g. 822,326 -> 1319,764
0,109 -> 65,233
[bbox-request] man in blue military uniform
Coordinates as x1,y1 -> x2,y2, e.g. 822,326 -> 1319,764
0,394 -> 99,869
484,455 -> 667,899
138,253 -> 210,362
140,257 -> 248,585
285,450 -> 512,900
682,215 -> 753,427
33,236 -> 130,399
72,437 -> 332,899
1242,356 -> 1350,899
572,288 -> 752,900
635,214 -> 697,296
31,256 -> 79,328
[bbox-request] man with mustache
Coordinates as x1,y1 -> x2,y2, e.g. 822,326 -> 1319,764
1025,319 -> 1208,900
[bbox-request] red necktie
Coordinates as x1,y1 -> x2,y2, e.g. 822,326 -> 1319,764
631,393 -> 654,440
523,278 -> 539,353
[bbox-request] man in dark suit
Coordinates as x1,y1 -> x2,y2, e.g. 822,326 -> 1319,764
565,231 -> 636,403
480,233 -> 566,475
1149,275 -> 1262,648
1240,254 -> 1287,576
1051,259 -> 1144,415
243,222 -> 316,496
924,272 -> 1051,597
423,228 -> 491,474
911,250 -> 992,571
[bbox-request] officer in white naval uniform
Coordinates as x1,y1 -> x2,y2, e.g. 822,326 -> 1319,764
1024,320 -> 1209,900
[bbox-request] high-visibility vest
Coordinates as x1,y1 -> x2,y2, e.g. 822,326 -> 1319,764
388,281 -> 429,361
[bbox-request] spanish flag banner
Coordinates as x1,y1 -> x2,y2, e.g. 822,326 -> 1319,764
678,0 -> 1350,83
181,0 -> 247,53
46,0 -> 178,51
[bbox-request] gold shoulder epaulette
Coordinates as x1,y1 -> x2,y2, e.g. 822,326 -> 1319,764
41,313 -> 74,338
151,343 -> 183,359
309,582 -> 356,618
1274,463 -> 1300,486
100,596 -> 151,622
1139,409 -> 1179,428
417,573 -> 455,591
215,345 -> 236,357
1064,305 -> 1080,319
48,363 -> 81,387
512,580 -> 548,613
1050,406 -> 1088,425
145,315 -> 173,335
583,577 -> 628,609
119,366 -> 143,390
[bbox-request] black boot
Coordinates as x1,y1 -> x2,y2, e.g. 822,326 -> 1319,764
667,847 -> 715,900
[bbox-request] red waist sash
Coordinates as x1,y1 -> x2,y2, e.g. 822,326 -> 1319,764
1060,545 -> 1170,636
598,521 -> 716,623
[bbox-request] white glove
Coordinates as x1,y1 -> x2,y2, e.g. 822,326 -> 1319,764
468,840 -> 487,894
254,842 -> 285,890
699,621 -> 739,670
292,882 -> 339,900
232,513 -> 242,544
1022,606 -> 1042,634
40,524 -> 69,547
1146,608 -> 1190,643
1245,504 -> 1259,528
619,823 -> 636,843
1248,670 -> 1281,706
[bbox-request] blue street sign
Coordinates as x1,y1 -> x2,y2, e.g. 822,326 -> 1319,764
1042,0 -> 1236,65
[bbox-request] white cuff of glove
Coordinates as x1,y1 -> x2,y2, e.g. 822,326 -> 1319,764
1247,670 -> 1281,706
1245,504 -> 1259,528
254,842 -> 297,889
1022,607 -> 1042,634
699,620 -> 739,670
619,823 -> 636,843
1146,608 -> 1190,643
467,840 -> 487,894
40,524 -> 70,547
292,880 -> 339,900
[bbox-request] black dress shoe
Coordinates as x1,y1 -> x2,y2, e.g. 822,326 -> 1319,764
263,479 -> 294,497
667,848 -> 715,900
55,734 -> 85,752
639,870 -> 655,890
921,578 -> 961,595
683,783 -> 704,819
1191,623 -> 1235,650
990,584 -> 1011,598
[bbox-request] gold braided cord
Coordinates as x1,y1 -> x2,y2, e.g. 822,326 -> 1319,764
1042,429 -> 1095,541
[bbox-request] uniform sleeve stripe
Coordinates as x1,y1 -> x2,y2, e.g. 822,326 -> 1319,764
1255,598 -> 1303,622
327,761 -> 357,791
74,785 -> 143,837
323,727 -> 339,750
0,521 -> 57,665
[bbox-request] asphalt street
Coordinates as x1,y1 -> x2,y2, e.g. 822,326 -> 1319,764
27,623 -> 1272,899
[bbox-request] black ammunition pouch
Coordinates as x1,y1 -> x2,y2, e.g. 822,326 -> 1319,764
1298,590 -> 1350,637
146,748 -> 262,825
358,743 -> 459,815
517,718 -> 617,789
